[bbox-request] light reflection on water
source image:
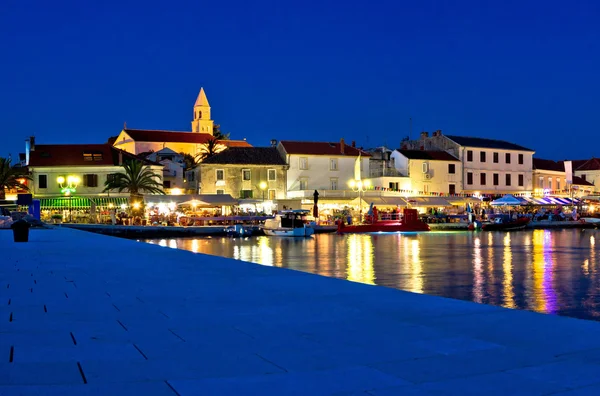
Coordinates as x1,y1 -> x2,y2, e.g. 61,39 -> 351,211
145,229 -> 600,321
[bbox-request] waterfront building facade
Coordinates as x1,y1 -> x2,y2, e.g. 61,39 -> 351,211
145,148 -> 186,193
402,131 -> 534,195
390,149 -> 462,195
277,139 -> 370,200
574,158 -> 600,193
25,141 -> 163,221
533,158 -> 594,197
199,147 -> 288,205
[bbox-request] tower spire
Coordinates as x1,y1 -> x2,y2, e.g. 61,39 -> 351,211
191,87 -> 213,134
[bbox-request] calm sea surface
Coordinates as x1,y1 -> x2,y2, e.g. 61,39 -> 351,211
144,229 -> 600,321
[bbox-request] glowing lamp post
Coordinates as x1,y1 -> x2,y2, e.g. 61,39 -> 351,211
259,181 -> 267,202
349,179 -> 370,223
57,176 -> 80,223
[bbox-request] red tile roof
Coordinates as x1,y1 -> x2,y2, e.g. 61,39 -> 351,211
398,150 -> 459,161
573,176 -> 594,186
123,129 -> 252,147
533,158 -> 564,172
576,158 -> 600,171
29,144 -> 157,167
279,140 -> 370,157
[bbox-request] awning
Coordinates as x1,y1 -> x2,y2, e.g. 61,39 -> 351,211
445,196 -> 483,206
39,196 -> 129,209
350,197 -> 408,207
522,196 -> 580,205
405,197 -> 452,207
490,195 -> 527,206
148,194 -> 238,207
582,195 -> 600,202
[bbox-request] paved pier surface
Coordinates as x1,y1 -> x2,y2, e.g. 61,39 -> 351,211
2,229 -> 600,395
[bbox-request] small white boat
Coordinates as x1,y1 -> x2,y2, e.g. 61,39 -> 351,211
582,217 -> 600,224
262,210 -> 315,237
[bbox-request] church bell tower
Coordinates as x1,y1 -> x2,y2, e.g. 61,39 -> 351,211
191,87 -> 214,134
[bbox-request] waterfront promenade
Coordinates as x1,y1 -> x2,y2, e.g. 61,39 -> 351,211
3,230 -> 600,395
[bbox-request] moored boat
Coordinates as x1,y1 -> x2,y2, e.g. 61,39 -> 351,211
482,216 -> 530,231
337,209 -> 430,234
262,209 -> 315,237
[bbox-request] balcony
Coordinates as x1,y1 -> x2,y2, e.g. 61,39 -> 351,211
369,168 -> 405,178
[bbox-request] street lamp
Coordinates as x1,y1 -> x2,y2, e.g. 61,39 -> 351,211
57,175 -> 80,223
349,179 -> 370,223
259,181 -> 267,202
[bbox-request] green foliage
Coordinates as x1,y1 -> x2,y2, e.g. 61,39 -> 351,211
0,157 -> 31,200
213,124 -> 230,140
197,138 -> 222,161
179,152 -> 200,171
103,160 -> 165,214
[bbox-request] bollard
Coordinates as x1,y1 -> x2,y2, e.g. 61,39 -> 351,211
11,219 -> 31,243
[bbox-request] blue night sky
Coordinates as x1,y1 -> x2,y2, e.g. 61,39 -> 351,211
1,0 -> 598,161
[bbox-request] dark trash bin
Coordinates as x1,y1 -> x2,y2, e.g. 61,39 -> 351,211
11,219 -> 31,243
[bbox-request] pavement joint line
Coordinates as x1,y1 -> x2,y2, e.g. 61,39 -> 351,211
117,319 -> 128,331
77,362 -> 88,384
159,310 -> 170,318
112,303 -> 121,312
255,353 -> 289,373
43,304 -> 47,312
133,344 -> 149,360
64,292 -> 69,299
70,332 -> 77,345
168,329 -> 186,342
9,346 -> 14,363
164,380 -> 181,395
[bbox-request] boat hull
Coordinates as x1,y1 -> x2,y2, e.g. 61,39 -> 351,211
263,227 -> 315,237
337,221 -> 430,234
482,218 -> 530,231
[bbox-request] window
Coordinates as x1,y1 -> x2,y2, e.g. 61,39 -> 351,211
467,150 -> 473,162
449,184 -> 456,194
505,153 -> 511,164
299,157 -> 308,170
467,172 -> 473,185
422,162 -> 429,173
83,151 -> 103,161
267,169 -> 276,181
38,174 -> 47,189
187,171 -> 195,182
268,189 -> 276,200
83,174 -> 98,187
163,180 -> 171,188
539,176 -> 544,188
107,173 -> 118,184
330,178 -> 338,190
448,164 -> 456,174
216,189 -> 224,195
493,173 -> 499,186
547,177 -> 553,190
582,174 -> 587,181
506,174 -> 511,186
240,190 -> 253,199
518,154 -> 524,165
480,152 -> 486,162
299,178 -> 308,190
242,169 -> 251,181
480,173 -> 486,185
556,179 -> 561,191
493,152 -> 499,163
216,169 -> 224,181
518,174 -> 524,187
330,158 -> 338,171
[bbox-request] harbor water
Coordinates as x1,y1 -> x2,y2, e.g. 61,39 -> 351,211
145,229 -> 600,321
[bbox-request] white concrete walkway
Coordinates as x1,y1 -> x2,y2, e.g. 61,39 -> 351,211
2,228 -> 600,395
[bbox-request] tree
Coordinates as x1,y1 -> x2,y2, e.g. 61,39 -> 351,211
213,124 -> 230,140
179,152 -> 200,172
0,157 -> 31,200
103,160 -> 165,215
197,137 -> 225,161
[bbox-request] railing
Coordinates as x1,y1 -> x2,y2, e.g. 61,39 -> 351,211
369,168 -> 405,178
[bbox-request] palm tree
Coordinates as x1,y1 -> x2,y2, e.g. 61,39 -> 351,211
103,160 -> 165,215
0,157 -> 31,200
213,124 -> 230,140
197,137 -> 225,161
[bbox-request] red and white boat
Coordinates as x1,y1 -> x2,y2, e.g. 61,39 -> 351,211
337,209 -> 430,234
